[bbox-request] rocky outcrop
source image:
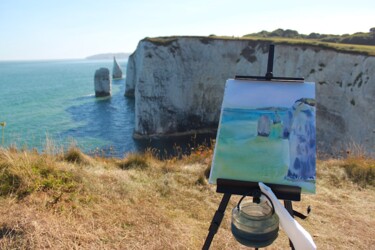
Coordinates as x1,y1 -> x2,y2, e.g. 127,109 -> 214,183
112,57 -> 123,79
125,36 -> 375,155
94,67 -> 111,97
125,53 -> 136,97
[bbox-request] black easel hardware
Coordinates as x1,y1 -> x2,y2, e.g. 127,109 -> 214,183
235,44 -> 305,82
203,44 -> 309,249
202,179 -> 301,250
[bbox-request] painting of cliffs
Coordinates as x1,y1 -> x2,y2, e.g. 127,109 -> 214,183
209,79 -> 316,193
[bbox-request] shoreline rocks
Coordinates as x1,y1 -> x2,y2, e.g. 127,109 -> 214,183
133,127 -> 217,140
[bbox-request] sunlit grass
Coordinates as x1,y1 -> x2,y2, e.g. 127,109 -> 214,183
63,146 -> 92,165
117,152 -> 150,170
0,148 -> 82,199
0,142 -> 374,249
340,157 -> 375,187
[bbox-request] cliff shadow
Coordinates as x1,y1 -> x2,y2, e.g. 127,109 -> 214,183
63,81 -> 216,158
63,84 -> 136,157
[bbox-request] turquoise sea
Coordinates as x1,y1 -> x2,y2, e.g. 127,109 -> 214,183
0,59 -> 213,157
0,59 -> 138,157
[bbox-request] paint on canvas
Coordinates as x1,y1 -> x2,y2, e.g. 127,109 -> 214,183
209,79 -> 316,193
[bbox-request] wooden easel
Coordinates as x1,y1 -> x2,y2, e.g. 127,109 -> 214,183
203,45 -> 308,249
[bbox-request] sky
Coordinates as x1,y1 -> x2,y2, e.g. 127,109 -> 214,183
0,0 -> 374,60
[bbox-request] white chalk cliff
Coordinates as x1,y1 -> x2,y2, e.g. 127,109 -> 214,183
125,36 -> 375,155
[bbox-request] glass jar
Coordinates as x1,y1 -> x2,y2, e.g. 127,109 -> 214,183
231,196 -> 279,248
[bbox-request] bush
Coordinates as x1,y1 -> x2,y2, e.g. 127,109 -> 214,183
340,33 -> 375,45
341,157 -> 375,187
31,161 -> 78,193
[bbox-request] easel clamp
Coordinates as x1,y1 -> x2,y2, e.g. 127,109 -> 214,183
216,178 -> 301,201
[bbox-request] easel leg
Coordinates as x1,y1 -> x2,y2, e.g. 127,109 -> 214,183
202,193 -> 231,250
284,200 -> 295,250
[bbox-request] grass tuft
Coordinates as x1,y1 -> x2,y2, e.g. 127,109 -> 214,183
63,146 -> 90,165
0,149 -> 82,199
341,157 -> 375,187
117,153 -> 150,170
181,142 -> 214,165
195,175 -> 207,186
0,168 -> 21,196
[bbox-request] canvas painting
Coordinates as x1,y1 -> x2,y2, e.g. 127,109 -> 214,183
209,79 -> 316,193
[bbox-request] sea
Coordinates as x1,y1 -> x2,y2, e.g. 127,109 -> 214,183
0,59 -> 212,158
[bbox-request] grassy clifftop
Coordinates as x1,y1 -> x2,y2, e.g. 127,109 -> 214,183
145,35 -> 375,57
244,28 -> 375,46
0,146 -> 374,249
145,28 -> 375,56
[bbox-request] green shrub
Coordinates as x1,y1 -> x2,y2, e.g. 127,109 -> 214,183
0,168 -> 22,196
0,150 -> 81,198
31,161 -> 78,192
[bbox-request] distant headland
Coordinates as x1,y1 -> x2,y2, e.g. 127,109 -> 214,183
86,52 -> 130,60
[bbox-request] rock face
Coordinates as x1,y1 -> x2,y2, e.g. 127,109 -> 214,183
112,57 -> 123,79
94,67 -> 111,97
125,36 -> 375,155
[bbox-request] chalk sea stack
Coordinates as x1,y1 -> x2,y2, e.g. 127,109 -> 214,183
257,115 -> 271,137
112,57 -> 123,79
94,67 -> 111,97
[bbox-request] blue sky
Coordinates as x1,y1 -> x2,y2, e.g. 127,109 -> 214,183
0,0 -> 374,60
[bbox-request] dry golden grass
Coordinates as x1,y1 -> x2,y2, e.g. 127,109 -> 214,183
0,146 -> 374,249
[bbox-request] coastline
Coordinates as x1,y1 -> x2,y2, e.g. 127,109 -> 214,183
133,127 -> 217,140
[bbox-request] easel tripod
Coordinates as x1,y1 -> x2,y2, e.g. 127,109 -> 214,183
203,44 -> 309,249
202,179 -> 303,249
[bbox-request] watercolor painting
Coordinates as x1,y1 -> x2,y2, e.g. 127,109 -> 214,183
209,79 -> 316,193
